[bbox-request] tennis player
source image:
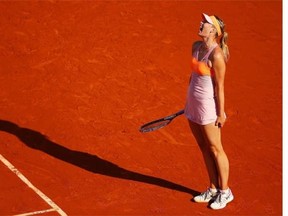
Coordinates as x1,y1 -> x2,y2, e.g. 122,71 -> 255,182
184,13 -> 233,210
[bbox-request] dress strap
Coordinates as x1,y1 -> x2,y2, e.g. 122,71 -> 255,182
195,43 -> 202,59
200,43 -> 218,63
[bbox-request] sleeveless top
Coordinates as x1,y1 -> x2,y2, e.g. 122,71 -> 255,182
191,43 -> 218,76
184,43 -> 219,125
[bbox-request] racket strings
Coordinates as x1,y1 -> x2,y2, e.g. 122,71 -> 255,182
140,119 -> 171,133
139,109 -> 184,133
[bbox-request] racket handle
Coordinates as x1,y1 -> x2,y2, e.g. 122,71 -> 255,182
164,109 -> 184,120
177,109 -> 184,115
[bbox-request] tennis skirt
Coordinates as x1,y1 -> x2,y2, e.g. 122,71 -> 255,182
184,73 -> 218,125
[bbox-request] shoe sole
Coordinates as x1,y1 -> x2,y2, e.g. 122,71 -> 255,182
194,196 -> 217,203
210,195 -> 234,210
193,199 -> 211,203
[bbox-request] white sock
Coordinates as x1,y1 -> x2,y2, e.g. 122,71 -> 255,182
220,188 -> 230,194
210,188 -> 218,193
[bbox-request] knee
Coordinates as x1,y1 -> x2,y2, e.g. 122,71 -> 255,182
209,143 -> 224,157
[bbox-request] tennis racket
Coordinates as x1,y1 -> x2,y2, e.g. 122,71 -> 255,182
139,109 -> 184,133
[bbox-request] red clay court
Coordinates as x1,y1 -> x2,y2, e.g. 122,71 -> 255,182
0,1 -> 282,215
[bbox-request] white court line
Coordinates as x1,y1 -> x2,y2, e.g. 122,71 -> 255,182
15,208 -> 56,216
0,154 -> 67,216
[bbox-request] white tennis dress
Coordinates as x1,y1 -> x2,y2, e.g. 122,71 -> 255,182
184,43 -> 219,125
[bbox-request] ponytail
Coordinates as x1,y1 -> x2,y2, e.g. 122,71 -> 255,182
214,15 -> 230,62
220,31 -> 230,62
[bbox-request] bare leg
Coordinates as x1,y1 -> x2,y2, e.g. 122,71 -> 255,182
188,120 -> 219,189
201,122 -> 230,190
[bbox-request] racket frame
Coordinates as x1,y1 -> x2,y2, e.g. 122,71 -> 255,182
139,109 -> 184,133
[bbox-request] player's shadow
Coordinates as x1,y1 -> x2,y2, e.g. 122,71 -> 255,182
0,120 -> 198,196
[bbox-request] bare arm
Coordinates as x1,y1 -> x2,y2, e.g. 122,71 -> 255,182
212,48 -> 226,127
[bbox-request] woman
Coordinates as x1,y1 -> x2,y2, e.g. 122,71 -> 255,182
184,13 -> 233,210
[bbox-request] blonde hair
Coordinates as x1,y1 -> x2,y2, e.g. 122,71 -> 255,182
214,15 -> 230,62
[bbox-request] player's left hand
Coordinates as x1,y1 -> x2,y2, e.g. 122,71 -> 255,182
215,116 -> 226,128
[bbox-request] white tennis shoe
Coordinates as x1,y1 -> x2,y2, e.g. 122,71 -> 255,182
193,188 -> 218,203
210,188 -> 234,210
